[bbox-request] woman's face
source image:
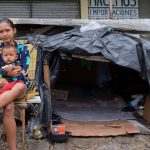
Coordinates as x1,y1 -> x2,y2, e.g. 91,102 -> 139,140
0,22 -> 16,44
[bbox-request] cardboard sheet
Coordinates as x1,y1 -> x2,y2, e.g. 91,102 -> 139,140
63,120 -> 140,137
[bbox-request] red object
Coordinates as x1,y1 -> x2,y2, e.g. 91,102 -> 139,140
0,80 -> 23,94
51,125 -> 66,135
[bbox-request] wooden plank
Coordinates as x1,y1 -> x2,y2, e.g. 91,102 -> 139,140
15,104 -> 27,144
43,61 -> 51,92
63,120 -> 140,137
72,55 -> 110,62
11,18 -> 150,32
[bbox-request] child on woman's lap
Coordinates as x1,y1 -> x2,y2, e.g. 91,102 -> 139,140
0,45 -> 26,94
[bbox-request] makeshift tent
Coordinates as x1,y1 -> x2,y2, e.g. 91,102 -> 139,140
30,26 -> 150,134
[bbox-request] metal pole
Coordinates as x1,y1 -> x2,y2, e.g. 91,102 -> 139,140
109,0 -> 113,19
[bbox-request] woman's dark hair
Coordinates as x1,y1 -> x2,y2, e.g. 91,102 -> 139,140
0,18 -> 15,29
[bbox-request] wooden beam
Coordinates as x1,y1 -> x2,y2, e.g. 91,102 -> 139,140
43,61 -> 51,92
72,55 -> 110,62
10,18 -> 150,32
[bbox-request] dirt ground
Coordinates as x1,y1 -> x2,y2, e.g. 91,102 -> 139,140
0,122 -> 150,150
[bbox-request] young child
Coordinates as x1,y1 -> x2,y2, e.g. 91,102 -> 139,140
0,45 -> 26,94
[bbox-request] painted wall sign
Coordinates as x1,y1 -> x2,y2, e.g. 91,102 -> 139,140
89,0 -> 138,19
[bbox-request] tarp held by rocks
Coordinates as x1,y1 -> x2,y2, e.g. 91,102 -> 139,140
29,26 -> 150,126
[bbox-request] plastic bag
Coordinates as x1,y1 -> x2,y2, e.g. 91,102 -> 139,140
80,20 -> 106,32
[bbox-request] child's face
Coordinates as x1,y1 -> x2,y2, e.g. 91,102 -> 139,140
2,47 -> 18,64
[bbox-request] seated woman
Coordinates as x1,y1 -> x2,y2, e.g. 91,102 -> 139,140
0,18 -> 30,150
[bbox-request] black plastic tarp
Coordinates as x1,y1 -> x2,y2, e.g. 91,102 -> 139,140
30,26 -> 150,126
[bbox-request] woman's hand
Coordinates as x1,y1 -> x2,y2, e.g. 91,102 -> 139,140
7,66 -> 22,77
0,78 -> 9,86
